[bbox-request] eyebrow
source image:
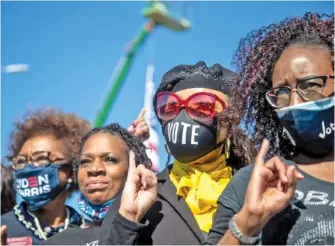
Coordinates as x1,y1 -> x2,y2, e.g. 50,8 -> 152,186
81,152 -> 117,158
274,75 -> 326,88
32,151 -> 49,155
273,79 -> 290,88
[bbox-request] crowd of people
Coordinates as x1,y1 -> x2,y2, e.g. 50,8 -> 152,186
1,12 -> 334,245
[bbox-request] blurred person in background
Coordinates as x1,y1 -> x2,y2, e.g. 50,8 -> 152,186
99,61 -> 256,245
1,165 -> 15,215
207,12 -> 334,245
44,123 -> 154,245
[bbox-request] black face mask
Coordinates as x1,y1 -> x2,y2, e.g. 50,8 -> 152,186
163,109 -> 220,163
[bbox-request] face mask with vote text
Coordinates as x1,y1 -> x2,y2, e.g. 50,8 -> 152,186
163,109 -> 220,163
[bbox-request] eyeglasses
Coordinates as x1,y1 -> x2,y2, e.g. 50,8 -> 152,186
156,91 -> 227,123
11,151 -> 70,170
265,75 -> 334,108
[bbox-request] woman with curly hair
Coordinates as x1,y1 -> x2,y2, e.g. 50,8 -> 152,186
1,108 -> 150,245
98,61 -> 256,245
207,12 -> 334,245
1,108 -> 91,245
43,123 -> 155,245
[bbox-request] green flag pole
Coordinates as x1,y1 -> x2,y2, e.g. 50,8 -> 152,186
93,1 -> 191,127
93,21 -> 155,127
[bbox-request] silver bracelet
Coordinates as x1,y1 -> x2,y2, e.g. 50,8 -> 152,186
228,215 -> 259,245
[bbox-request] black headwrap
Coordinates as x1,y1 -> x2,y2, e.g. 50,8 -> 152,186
153,61 -> 237,115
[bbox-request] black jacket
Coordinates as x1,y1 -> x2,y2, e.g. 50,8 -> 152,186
99,166 -> 206,245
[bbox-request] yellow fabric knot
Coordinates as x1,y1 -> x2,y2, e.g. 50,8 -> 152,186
169,154 -> 232,233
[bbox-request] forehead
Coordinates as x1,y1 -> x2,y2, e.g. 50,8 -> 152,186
19,134 -> 67,155
82,132 -> 128,155
272,46 -> 332,85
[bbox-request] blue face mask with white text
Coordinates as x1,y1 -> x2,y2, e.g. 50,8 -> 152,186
15,164 -> 71,211
276,97 -> 334,157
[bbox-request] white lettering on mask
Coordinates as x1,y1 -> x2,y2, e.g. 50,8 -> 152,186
319,121 -> 335,139
167,122 -> 199,145
191,125 -> 200,145
181,122 -> 191,144
16,174 -> 51,197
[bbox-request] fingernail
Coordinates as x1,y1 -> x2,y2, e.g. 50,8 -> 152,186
139,122 -> 146,127
297,172 -> 304,179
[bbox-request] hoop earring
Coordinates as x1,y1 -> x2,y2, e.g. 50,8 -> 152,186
225,138 -> 231,159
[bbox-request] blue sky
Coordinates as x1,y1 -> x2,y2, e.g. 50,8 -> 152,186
2,1 -> 333,209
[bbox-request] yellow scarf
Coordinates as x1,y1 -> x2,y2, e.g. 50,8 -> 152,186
169,154 -> 232,233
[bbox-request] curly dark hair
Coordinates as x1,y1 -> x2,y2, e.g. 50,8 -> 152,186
77,123 -> 152,173
219,74 -> 257,169
8,108 -> 92,190
233,12 -> 334,159
1,165 -> 15,214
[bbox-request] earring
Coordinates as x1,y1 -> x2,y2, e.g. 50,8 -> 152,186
67,178 -> 73,184
225,138 -> 231,159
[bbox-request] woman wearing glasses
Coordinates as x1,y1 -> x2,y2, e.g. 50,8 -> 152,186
207,13 -> 334,245
1,109 -> 91,245
99,61 -> 256,245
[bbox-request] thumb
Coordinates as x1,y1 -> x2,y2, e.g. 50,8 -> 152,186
1,225 -> 7,246
1,225 -> 6,235
286,166 -> 298,200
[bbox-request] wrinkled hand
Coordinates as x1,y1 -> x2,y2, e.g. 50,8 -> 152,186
119,151 -> 157,223
236,139 -> 304,236
128,108 -> 150,142
1,225 -> 7,246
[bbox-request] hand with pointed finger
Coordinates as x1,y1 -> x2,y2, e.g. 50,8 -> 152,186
128,108 -> 150,142
235,139 -> 304,237
119,151 -> 157,223
1,225 -> 7,246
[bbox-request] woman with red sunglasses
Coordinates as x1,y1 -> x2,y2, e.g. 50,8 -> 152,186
98,61 -> 255,245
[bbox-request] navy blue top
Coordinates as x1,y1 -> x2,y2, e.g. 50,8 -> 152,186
1,203 -> 85,245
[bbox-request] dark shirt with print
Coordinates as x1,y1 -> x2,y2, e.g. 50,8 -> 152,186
206,160 -> 334,245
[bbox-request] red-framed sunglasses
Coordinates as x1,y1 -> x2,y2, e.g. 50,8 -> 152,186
156,91 -> 227,123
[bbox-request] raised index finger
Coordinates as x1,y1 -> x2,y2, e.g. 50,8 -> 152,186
254,139 -> 269,167
127,151 -> 137,177
136,108 -> 146,121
